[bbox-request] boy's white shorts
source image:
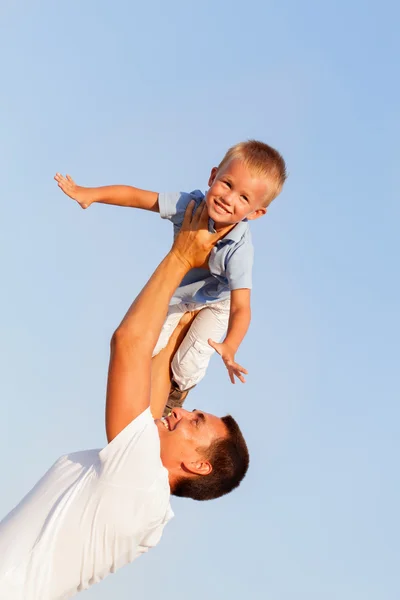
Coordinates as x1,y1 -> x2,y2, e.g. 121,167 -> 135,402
152,297 -> 230,391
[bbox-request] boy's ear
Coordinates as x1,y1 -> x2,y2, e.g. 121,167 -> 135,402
247,207 -> 267,221
208,167 -> 219,187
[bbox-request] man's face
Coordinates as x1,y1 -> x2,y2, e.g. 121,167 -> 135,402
156,408 -> 228,477
205,158 -> 271,227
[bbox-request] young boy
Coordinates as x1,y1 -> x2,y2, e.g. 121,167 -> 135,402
55,140 -> 287,414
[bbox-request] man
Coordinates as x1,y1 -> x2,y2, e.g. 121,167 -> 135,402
0,201 -> 249,599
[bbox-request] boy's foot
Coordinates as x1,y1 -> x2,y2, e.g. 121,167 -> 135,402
163,382 -> 195,416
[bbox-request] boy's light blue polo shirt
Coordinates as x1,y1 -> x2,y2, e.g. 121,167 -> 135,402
159,190 -> 254,306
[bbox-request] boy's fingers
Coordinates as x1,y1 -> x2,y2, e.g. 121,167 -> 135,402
208,338 -> 219,352
231,366 -> 246,383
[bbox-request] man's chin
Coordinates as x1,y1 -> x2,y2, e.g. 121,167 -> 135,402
155,418 -> 172,437
155,419 -> 164,436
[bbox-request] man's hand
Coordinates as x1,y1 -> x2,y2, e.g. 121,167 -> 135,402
172,201 -> 233,270
54,173 -> 94,209
208,339 -> 248,384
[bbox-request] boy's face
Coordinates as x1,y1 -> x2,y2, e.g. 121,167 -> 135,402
205,158 -> 271,227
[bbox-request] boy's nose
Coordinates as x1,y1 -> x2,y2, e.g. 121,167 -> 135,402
220,191 -> 234,206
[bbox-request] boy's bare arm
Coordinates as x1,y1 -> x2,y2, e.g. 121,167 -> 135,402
225,289 -> 251,353
54,173 -> 159,212
208,288 -> 251,384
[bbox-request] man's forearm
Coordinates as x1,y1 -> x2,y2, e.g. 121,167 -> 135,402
224,306 -> 251,353
105,200 -> 228,440
115,251 -> 187,355
106,250 -> 187,440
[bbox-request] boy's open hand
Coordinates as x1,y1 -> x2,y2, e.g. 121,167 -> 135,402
54,173 -> 93,209
208,339 -> 248,384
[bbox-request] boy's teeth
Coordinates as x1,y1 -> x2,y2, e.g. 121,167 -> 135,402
215,201 -> 228,213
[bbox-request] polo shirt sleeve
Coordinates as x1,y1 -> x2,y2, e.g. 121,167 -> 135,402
158,192 -> 192,227
225,242 -> 254,290
98,408 -> 164,488
158,190 -> 205,227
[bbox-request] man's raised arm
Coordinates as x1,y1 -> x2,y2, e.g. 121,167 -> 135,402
105,201 -> 233,442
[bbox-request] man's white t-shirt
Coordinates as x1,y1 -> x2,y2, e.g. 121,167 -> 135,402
0,408 -> 173,600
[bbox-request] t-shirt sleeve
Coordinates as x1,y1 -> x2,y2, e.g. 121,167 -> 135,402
158,190 -> 204,227
225,241 -> 254,290
98,408 -> 163,488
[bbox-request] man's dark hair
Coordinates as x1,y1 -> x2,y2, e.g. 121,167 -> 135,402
172,415 -> 249,501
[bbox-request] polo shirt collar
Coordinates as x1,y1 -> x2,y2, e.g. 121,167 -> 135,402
209,218 -> 248,243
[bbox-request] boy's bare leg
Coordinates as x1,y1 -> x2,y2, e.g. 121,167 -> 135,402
150,310 -> 199,419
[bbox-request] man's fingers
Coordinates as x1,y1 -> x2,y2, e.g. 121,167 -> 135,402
181,199 -> 196,230
211,223 -> 235,244
188,200 -> 207,230
194,200 -> 208,228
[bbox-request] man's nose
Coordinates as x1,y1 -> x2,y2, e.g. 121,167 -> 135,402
171,407 -> 188,420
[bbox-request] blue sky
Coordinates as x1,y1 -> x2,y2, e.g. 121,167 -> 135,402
0,1 -> 399,598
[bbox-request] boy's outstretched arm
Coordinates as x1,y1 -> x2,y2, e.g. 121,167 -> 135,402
208,288 -> 251,384
54,173 -> 159,212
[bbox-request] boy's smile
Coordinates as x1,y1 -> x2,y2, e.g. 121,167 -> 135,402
205,158 -> 271,229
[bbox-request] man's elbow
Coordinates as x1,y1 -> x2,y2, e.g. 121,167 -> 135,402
110,325 -> 153,355
111,326 -> 136,350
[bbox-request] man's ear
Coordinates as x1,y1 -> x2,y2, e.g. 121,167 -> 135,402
246,207 -> 267,221
182,460 -> 213,477
208,167 -> 219,187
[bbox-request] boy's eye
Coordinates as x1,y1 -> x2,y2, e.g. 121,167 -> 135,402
223,181 -> 231,188
241,195 -> 249,202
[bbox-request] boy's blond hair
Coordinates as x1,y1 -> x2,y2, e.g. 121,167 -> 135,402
217,140 -> 287,207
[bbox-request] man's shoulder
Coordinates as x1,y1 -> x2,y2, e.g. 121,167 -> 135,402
99,408 -> 160,469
